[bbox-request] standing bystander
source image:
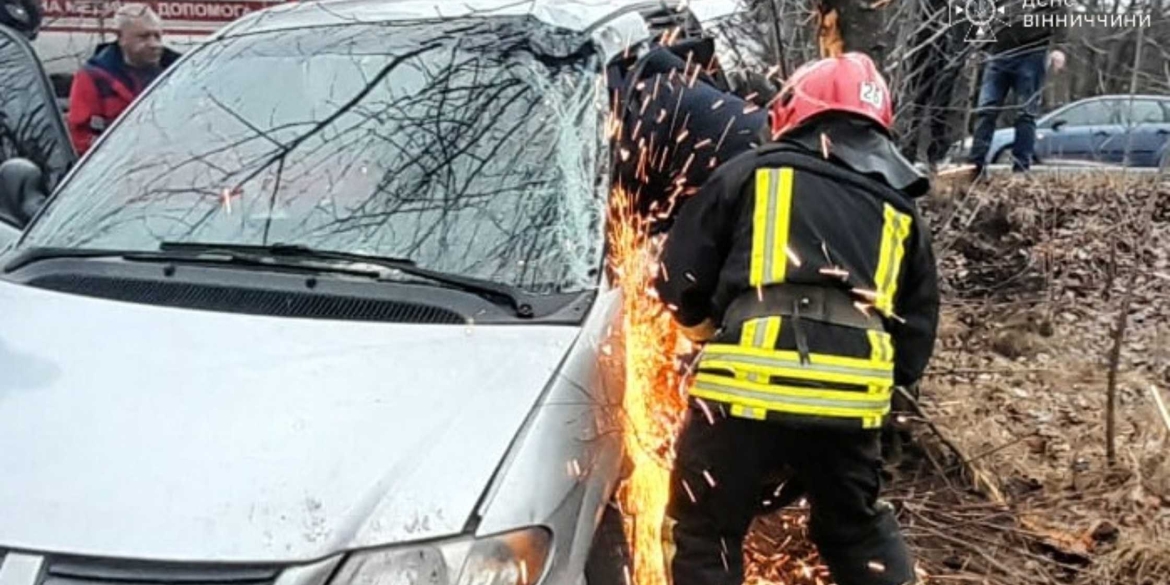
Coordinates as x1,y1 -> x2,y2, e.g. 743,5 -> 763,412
967,0 -> 1068,175
67,3 -> 179,154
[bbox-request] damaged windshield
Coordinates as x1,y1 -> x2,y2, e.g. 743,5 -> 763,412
20,18 -> 607,293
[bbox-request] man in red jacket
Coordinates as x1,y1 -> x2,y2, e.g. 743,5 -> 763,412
67,3 -> 180,154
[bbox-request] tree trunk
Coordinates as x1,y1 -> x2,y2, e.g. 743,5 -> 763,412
819,0 -> 887,61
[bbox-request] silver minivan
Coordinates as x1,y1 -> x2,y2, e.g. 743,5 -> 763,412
0,2 -> 751,584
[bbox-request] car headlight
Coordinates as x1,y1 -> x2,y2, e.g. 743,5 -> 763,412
332,527 -> 552,585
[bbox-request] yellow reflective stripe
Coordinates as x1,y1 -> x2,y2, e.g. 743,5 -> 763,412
730,404 -> 767,420
739,320 -> 758,383
762,317 -> 782,348
700,358 -> 890,388
694,373 -> 892,405
691,387 -> 885,420
873,204 -> 913,316
737,317 -> 782,383
692,378 -> 890,419
749,167 -> 795,286
750,170 -> 771,286
867,330 -> 894,365
702,347 -> 892,381
702,343 -> 893,373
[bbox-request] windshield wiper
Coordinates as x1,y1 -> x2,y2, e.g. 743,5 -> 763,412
3,245 -> 389,279
158,242 -> 538,318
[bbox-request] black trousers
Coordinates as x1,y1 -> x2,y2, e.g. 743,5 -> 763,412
665,403 -> 916,585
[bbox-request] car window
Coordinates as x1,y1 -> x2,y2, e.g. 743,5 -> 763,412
705,9 -> 772,76
1054,100 -> 1114,126
20,19 -> 607,294
0,218 -> 19,249
0,25 -> 75,190
1118,99 -> 1168,125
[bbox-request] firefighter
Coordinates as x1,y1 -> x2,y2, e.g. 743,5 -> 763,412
607,33 -> 769,234
655,52 -> 939,585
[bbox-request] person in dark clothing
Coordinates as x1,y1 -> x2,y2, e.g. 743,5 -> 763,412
606,35 -> 768,234
967,0 -> 1068,174
655,52 -> 939,585
67,3 -> 180,154
0,0 -> 42,39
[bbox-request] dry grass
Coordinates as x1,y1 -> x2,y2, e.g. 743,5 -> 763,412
909,172 -> 1170,584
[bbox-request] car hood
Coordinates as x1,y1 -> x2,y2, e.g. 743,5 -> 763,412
0,280 -> 580,562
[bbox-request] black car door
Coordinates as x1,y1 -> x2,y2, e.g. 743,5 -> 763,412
0,22 -> 75,246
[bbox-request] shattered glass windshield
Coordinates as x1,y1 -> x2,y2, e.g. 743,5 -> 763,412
20,18 -> 608,293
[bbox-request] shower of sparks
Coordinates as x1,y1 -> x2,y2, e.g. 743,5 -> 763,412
786,246 -> 803,267
607,47 -> 836,584
608,186 -> 689,585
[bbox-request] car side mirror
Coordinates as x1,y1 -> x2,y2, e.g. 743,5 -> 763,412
1050,119 -> 1067,132
0,158 -> 48,229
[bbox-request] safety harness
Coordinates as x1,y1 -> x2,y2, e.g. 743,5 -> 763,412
690,145 -> 917,430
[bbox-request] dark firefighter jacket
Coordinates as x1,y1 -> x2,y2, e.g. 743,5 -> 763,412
606,37 -> 767,233
656,115 -> 939,430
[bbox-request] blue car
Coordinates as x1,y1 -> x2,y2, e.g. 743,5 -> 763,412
958,94 -> 1170,168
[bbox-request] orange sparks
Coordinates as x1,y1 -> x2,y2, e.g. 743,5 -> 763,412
854,301 -> 875,317
609,186 -> 689,585
695,138 -> 713,149
608,180 -> 831,583
819,132 -> 832,159
715,116 -> 736,150
696,397 -> 715,424
679,153 -> 696,177
786,246 -> 802,267
711,99 -> 725,111
851,287 -> 879,301
819,267 -> 850,279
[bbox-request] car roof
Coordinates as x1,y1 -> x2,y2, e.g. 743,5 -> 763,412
1042,94 -> 1170,119
220,0 -> 742,39
1068,94 -> 1170,103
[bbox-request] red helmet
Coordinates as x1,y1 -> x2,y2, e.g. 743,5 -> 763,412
769,52 -> 894,139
